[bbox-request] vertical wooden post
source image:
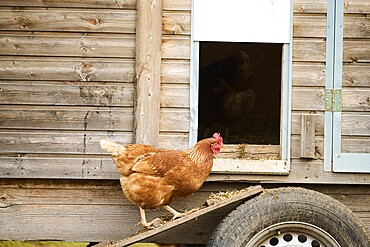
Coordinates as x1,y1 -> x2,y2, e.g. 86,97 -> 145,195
134,0 -> 162,146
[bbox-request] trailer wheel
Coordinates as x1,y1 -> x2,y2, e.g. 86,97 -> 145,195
207,187 -> 370,247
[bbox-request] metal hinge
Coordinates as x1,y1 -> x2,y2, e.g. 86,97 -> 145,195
325,89 -> 342,112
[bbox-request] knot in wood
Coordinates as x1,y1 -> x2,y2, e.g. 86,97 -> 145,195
350,56 -> 359,63
0,194 -> 7,202
89,17 -> 101,26
15,16 -> 32,29
174,25 -> 184,35
346,77 -> 355,85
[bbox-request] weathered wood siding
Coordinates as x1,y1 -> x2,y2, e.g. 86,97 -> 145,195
341,2 -> 370,153
289,0 -> 370,182
0,179 -> 368,242
159,1 -> 191,150
1,0 -> 370,182
292,0 -> 327,170
0,0 -> 191,179
0,0 -> 137,179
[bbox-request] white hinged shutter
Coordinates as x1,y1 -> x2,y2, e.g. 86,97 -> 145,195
193,0 -> 292,43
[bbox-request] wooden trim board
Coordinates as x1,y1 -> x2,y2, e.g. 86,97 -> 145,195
93,185 -> 263,247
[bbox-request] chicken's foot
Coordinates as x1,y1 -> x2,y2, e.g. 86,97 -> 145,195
163,205 -> 198,220
138,207 -> 162,229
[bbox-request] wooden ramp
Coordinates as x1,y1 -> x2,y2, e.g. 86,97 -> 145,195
94,185 -> 263,247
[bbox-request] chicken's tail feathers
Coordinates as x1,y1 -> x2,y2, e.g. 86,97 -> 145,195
100,139 -> 125,156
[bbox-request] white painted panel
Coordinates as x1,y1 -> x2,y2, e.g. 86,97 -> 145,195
193,0 -> 292,43
212,159 -> 289,175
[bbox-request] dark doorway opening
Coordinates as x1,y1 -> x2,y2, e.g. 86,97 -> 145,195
197,42 -> 282,145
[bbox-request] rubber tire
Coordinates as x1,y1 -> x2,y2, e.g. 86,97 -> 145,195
207,187 -> 370,247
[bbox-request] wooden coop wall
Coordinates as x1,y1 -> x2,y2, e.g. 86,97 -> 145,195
0,0 -> 136,179
0,0 -> 191,179
340,1 -> 370,154
0,179 -> 369,242
0,0 -> 369,243
286,0 -> 370,182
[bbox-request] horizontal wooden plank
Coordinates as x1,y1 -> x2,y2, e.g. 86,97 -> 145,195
0,132 -> 188,157
0,204 -> 140,241
162,35 -> 190,60
292,63 -> 326,87
0,182 -> 126,206
342,64 -> 370,87
0,8 -> 136,33
292,39 -> 326,62
0,32 -> 135,58
160,108 -> 189,132
0,156 -> 118,179
292,88 -> 370,112
158,132 -> 189,150
0,106 -> 133,131
0,133 -> 188,158
0,0 -> 136,9
293,15 -> 326,38
342,137 -> 370,153
160,84 -> 190,108
163,11 -> 191,35
342,88 -> 370,112
344,0 -> 370,14
163,0 -> 191,11
0,131 -> 132,155
293,0 -> 326,14
343,40 -> 370,63
292,88 -> 325,111
344,15 -> 370,38
161,60 -> 190,84
219,144 -> 280,160
0,82 -> 135,106
341,114 -> 370,136
0,57 -> 135,82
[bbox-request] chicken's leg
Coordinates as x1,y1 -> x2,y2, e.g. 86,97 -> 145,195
138,207 -> 162,228
163,205 -> 198,220
139,207 -> 149,226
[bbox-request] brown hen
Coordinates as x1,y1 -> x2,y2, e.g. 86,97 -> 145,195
100,133 -> 223,228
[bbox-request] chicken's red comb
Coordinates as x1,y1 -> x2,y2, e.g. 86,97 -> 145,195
213,133 -> 223,141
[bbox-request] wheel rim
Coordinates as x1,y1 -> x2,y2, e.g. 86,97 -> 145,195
245,221 -> 341,247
